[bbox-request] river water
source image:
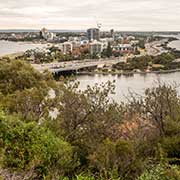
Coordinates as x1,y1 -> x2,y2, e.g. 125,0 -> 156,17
0,40 -> 47,56
77,72 -> 180,102
168,40 -> 180,50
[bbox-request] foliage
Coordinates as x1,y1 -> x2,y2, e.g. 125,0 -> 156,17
113,52 -> 180,72
102,42 -> 113,58
0,60 -> 180,179
0,114 -> 75,179
0,60 -> 55,95
138,164 -> 180,180
89,139 -> 140,180
59,174 -> 99,180
126,83 -> 180,136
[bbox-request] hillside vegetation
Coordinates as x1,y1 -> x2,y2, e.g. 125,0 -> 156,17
0,60 -> 180,179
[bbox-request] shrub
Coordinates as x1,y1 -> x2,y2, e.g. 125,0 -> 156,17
89,139 -> 139,179
0,114 -> 74,179
138,164 -> 180,180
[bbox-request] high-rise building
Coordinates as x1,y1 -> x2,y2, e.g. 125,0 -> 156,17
89,41 -> 102,55
87,28 -> 100,41
40,28 -> 48,38
40,28 -> 55,41
110,29 -> 114,38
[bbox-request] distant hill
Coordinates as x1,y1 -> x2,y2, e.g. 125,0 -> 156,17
0,29 -> 86,33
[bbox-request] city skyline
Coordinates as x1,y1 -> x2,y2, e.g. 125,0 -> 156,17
0,0 -> 180,31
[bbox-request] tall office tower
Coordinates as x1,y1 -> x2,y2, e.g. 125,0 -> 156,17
110,29 -> 115,38
87,28 -> 100,41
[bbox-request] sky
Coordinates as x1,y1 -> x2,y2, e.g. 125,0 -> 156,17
0,0 -> 180,31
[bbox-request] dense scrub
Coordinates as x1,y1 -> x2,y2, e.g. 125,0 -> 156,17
0,60 -> 180,179
113,51 -> 180,71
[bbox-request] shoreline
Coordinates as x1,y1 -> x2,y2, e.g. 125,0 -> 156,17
0,40 -> 49,58
168,40 -> 180,51
0,52 -> 24,58
77,68 -> 180,76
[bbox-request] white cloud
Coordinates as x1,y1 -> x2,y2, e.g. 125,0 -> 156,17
0,0 -> 180,31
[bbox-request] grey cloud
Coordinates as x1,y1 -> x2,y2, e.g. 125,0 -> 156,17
0,0 -> 180,30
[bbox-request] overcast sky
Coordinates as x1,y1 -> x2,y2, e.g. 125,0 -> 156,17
0,0 -> 180,31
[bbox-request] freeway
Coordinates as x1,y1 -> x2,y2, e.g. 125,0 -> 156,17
31,57 -> 126,74
145,39 -> 168,56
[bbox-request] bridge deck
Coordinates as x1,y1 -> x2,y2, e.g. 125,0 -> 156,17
32,58 -> 126,74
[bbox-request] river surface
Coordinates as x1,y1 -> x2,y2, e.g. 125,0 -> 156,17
77,72 -> 180,102
168,40 -> 180,50
0,40 -> 47,56
165,33 -> 180,50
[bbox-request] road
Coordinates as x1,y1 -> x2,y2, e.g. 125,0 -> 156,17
32,57 -> 126,73
32,40 -> 168,74
145,39 -> 168,56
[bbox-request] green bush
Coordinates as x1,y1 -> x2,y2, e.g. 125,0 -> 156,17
161,136 -> 180,164
59,174 -> 100,180
89,139 -> 140,179
0,114 -> 74,178
138,164 -> 180,180
0,60 -> 55,95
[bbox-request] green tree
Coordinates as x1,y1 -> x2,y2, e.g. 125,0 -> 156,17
0,60 -> 55,95
127,84 -> 180,136
102,42 -> 112,58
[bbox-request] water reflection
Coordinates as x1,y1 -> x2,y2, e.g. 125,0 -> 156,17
77,72 -> 180,103
0,40 -> 47,56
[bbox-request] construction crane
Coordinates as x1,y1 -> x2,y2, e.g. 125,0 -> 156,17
93,16 -> 102,29
97,22 -> 102,29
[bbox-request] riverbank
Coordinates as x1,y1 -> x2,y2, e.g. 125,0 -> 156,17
77,68 -> 180,76
0,52 -> 24,58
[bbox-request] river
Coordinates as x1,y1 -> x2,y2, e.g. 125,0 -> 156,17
0,40 -> 47,56
164,33 -> 180,50
168,40 -> 180,50
76,72 -> 180,102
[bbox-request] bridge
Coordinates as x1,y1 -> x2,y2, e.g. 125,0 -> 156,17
49,64 -> 98,76
31,58 -> 126,76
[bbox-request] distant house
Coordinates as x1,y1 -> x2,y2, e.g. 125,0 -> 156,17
113,44 -> 135,54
